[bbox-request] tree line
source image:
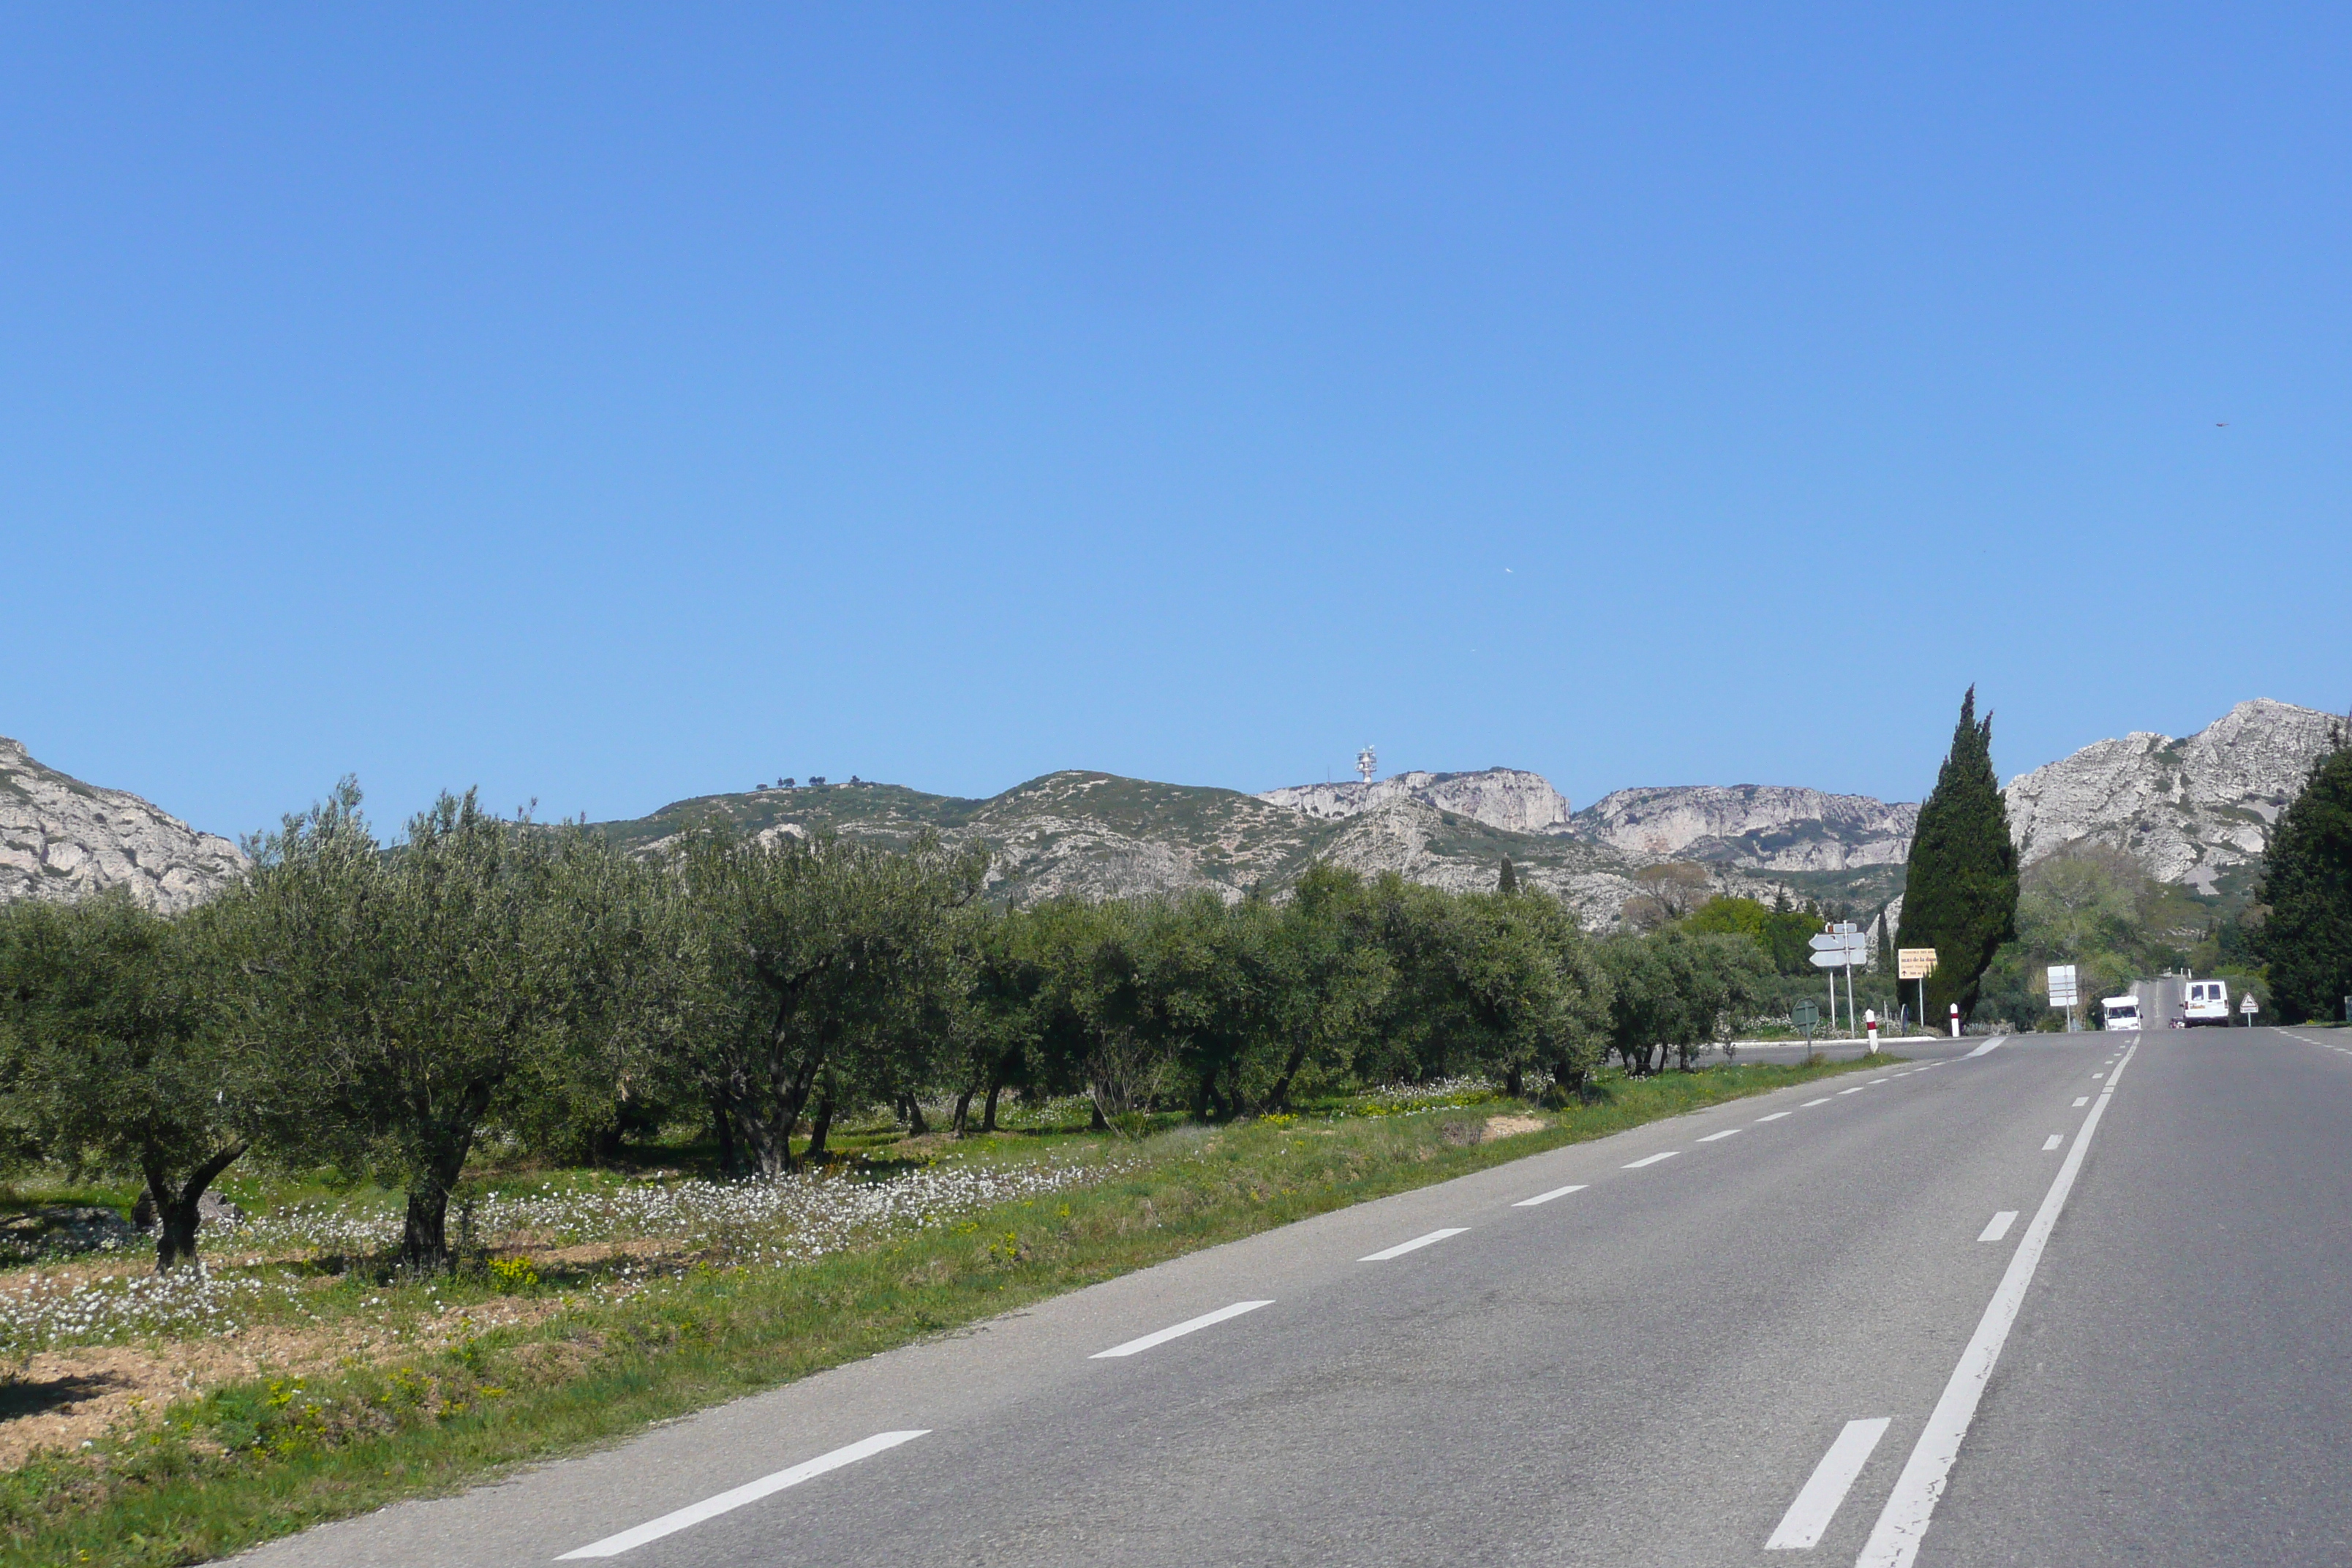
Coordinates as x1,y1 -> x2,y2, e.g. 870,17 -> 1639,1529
0,783 -> 1782,1275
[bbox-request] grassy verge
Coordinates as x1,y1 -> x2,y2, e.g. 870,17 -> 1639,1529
1,1054 -> 1885,1567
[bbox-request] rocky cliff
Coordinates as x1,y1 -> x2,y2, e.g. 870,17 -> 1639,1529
1258,768 -> 1572,835
1571,785 -> 1918,872
0,738 -> 246,914
2002,698 -> 2342,892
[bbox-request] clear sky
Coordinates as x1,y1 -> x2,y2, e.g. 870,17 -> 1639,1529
9,6 -> 2348,838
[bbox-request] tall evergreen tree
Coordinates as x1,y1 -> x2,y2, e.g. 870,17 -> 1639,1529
1497,856 -> 1519,894
2255,731 -> 2352,1023
1896,687 -> 2019,1025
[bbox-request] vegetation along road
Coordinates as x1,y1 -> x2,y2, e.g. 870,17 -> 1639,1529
215,1027 -> 2351,1568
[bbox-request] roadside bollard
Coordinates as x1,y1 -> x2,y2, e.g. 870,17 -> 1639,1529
1865,1009 -> 1879,1053
1949,1002 -> 1961,1039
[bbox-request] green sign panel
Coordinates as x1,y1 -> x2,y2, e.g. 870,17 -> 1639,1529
1791,1000 -> 1820,1029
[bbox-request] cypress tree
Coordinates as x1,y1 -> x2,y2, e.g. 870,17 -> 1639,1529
1497,856 -> 1519,894
2255,732 -> 2352,1023
1896,687 -> 2019,1025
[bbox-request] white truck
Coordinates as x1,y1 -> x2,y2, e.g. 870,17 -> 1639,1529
2101,995 -> 2141,1030
2180,976 -> 2231,1027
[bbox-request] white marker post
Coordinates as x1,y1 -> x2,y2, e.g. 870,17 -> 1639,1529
1949,1002 -> 1961,1039
1865,1009 -> 1879,1054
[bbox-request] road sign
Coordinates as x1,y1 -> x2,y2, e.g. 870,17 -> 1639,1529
2048,965 -> 2078,1008
1792,1000 -> 1819,1029
1898,947 -> 1937,980
2242,994 -> 2259,1015
1810,931 -> 1868,968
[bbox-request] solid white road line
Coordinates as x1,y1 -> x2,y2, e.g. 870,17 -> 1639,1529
2041,1135 -> 2062,1151
1756,1111 -> 1793,1122
1963,1036 -> 2009,1058
1359,1227 -> 1468,1262
1090,1300 -> 1272,1360
1622,1151 -> 1680,1169
1766,1417 -> 1893,1551
1699,1129 -> 1741,1142
1855,1041 -> 2140,1568
1976,1211 -> 2017,1243
2072,1097 -> 2089,1108
557,1431 -> 928,1558
1512,1183 -> 1588,1207
1802,1098 -> 1833,1107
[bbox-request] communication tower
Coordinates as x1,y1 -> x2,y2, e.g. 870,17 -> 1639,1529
1357,745 -> 1377,785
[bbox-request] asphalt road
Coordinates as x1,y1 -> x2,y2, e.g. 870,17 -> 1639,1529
235,1025 -> 2352,1568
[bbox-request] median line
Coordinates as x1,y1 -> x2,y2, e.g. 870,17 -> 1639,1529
1855,1040 -> 2140,1567
1765,1417 -> 1892,1551
1090,1300 -> 1272,1360
1360,1227 -> 1468,1262
1512,1184 -> 1587,1207
556,1430 -> 928,1558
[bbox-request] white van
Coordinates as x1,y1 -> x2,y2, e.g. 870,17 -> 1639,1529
2101,995 -> 2141,1031
2182,977 -> 2231,1027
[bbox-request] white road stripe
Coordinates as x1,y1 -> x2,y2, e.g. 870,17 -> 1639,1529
1977,1211 -> 2017,1242
1623,1151 -> 1680,1169
1855,1041 -> 2139,1567
1869,1078 -> 1890,1085
1766,1417 -> 1893,1550
1512,1183 -> 1588,1207
1802,1098 -> 1833,1107
1836,1087 -> 1865,1096
557,1431 -> 928,1558
2072,1097 -> 2089,1108
1963,1036 -> 2009,1058
2091,1072 -> 2103,1080
1756,1112 -> 1793,1123
1090,1300 -> 1272,1359
2040,1135 -> 2062,1151
1699,1129 -> 1741,1142
1359,1227 -> 1468,1261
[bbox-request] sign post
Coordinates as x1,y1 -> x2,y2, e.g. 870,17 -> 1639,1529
1792,998 -> 1818,1052
1810,924 -> 1869,1036
2241,993 -> 2258,1026
1898,949 -> 1937,1039
2048,964 -> 2079,1033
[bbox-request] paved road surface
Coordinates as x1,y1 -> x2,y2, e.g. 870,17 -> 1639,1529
236,1026 -> 2352,1567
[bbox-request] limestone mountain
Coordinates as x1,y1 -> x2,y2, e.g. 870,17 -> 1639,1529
2002,698 -> 2343,895
1569,785 -> 1918,873
0,736 -> 246,914
599,768 -> 1753,927
1257,768 -> 1574,836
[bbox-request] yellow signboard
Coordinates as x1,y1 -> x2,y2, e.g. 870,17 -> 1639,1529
1898,947 -> 1938,980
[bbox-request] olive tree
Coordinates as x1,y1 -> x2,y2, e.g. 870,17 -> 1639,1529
0,892 -> 250,1270
668,826 -> 985,1175
225,783 -> 641,1269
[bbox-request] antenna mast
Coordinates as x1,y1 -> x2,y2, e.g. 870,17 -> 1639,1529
1356,745 -> 1377,785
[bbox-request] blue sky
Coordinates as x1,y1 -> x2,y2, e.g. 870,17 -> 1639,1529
8,5 -> 2348,837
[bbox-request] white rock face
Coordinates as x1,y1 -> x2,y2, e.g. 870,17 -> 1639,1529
1259,768 -> 1572,836
2002,698 -> 2342,891
0,737 -> 247,914
1572,785 -> 1918,872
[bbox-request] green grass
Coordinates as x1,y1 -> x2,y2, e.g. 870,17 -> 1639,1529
0,1055 -> 1887,1567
